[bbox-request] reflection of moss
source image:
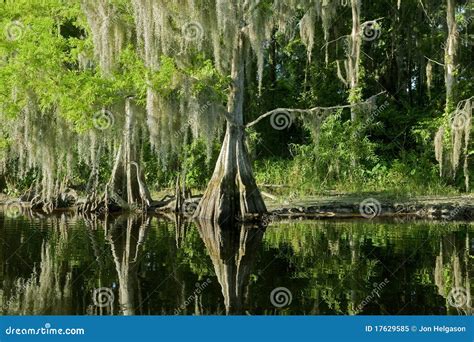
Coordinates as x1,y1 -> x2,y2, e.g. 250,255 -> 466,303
2,215 -> 472,315
3,242 -> 72,315
261,220 -> 473,315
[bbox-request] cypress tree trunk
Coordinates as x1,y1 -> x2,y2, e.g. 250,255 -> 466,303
445,0 -> 457,111
349,0 -> 361,122
195,32 -> 266,225
105,98 -> 152,210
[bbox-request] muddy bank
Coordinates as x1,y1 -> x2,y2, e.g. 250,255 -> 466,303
265,195 -> 474,221
1,193 -> 473,222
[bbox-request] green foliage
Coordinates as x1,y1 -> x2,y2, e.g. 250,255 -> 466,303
182,139 -> 220,190
0,0 -> 472,197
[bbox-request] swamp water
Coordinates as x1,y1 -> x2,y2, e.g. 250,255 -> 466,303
0,212 -> 472,315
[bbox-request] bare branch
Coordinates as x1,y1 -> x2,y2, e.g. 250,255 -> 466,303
424,56 -> 445,67
246,92 -> 386,129
320,35 -> 348,50
336,60 -> 348,87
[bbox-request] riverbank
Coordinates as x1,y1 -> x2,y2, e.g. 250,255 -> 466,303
264,194 -> 474,221
1,192 -> 473,222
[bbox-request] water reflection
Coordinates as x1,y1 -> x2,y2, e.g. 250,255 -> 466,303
106,215 -> 149,315
434,234 -> 472,315
196,220 -> 265,314
0,211 -> 472,315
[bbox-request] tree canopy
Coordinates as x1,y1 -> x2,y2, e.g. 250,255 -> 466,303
0,0 -> 472,217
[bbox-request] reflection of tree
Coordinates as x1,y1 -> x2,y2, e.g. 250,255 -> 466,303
262,222 -> 378,315
107,215 -> 149,315
435,232 -> 472,315
262,221 -> 472,315
196,220 -> 265,314
2,212 -> 472,315
1,215 -> 72,314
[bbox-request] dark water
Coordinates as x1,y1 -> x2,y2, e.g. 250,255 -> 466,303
0,211 -> 472,315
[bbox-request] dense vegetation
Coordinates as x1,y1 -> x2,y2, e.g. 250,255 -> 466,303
0,1 -> 473,220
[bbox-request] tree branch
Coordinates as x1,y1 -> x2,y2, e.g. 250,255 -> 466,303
424,56 -> 444,67
320,35 -> 348,50
245,91 -> 386,129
